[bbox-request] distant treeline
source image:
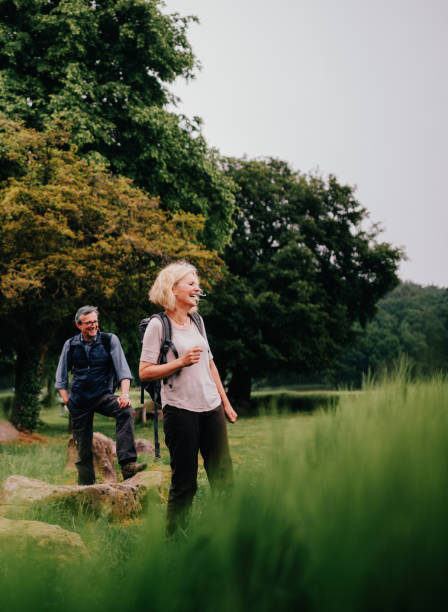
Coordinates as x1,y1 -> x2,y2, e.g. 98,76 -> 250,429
334,282 -> 448,386
258,282 -> 448,389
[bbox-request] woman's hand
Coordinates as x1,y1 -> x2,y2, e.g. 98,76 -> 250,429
181,346 -> 203,367
223,402 -> 238,423
139,349 -> 202,382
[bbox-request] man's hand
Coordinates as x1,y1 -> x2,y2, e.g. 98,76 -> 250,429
117,393 -> 131,408
58,389 -> 69,405
118,379 -> 131,408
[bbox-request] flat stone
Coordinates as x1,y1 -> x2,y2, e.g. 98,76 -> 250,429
0,471 -> 164,521
0,516 -> 87,561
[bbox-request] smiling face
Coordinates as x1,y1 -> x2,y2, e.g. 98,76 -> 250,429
172,272 -> 200,310
76,312 -> 99,342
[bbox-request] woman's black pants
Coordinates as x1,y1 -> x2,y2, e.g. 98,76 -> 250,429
162,403 -> 233,535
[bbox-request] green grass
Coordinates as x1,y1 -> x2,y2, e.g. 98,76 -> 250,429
1,377 -> 448,611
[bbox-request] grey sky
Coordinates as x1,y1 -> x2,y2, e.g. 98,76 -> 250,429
164,0 -> 447,287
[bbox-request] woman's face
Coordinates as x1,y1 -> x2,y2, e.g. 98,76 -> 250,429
172,272 -> 200,309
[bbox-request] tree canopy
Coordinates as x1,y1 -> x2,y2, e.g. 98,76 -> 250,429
202,157 -> 403,407
0,117 -> 223,430
0,0 -> 235,251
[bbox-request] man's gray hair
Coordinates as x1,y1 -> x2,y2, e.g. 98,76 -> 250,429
75,305 -> 99,324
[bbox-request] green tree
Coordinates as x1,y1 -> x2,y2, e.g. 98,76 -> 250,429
0,117 -> 223,430
202,157 -> 402,408
0,0 -> 235,250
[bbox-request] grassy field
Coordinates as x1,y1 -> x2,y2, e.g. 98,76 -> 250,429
1,378 -> 447,611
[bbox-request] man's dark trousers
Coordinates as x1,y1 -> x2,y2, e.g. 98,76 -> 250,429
69,393 -> 137,485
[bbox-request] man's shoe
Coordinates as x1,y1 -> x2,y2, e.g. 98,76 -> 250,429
121,461 -> 147,480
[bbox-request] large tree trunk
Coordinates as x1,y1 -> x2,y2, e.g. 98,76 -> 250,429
227,367 -> 252,414
10,345 -> 42,432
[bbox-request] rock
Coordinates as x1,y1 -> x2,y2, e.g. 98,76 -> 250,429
134,405 -> 147,424
135,438 -> 155,455
0,472 -> 164,521
67,432 -> 117,482
135,401 -> 162,424
127,470 -> 165,506
0,516 -> 87,561
0,421 -> 20,443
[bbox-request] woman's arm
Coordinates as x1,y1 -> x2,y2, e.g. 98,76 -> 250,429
209,359 -> 238,423
139,346 -> 203,382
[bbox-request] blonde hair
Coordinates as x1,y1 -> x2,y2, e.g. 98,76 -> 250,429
149,260 -> 199,311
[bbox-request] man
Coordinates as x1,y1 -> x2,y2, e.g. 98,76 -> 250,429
55,305 -> 146,484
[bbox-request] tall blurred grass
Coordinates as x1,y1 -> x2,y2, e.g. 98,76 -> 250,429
1,374 -> 448,611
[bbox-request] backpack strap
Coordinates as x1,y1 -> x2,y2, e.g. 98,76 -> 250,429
68,334 -> 77,368
158,313 -> 180,388
189,312 -> 205,338
99,331 -> 112,352
99,332 -> 119,393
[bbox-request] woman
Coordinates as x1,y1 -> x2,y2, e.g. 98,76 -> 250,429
139,260 -> 237,535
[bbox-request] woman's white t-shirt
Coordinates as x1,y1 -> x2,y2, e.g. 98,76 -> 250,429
140,317 -> 221,413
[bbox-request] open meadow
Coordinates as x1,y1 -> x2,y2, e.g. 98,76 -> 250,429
1,376 -> 447,611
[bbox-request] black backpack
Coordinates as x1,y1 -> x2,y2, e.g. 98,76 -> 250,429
139,312 -> 205,459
